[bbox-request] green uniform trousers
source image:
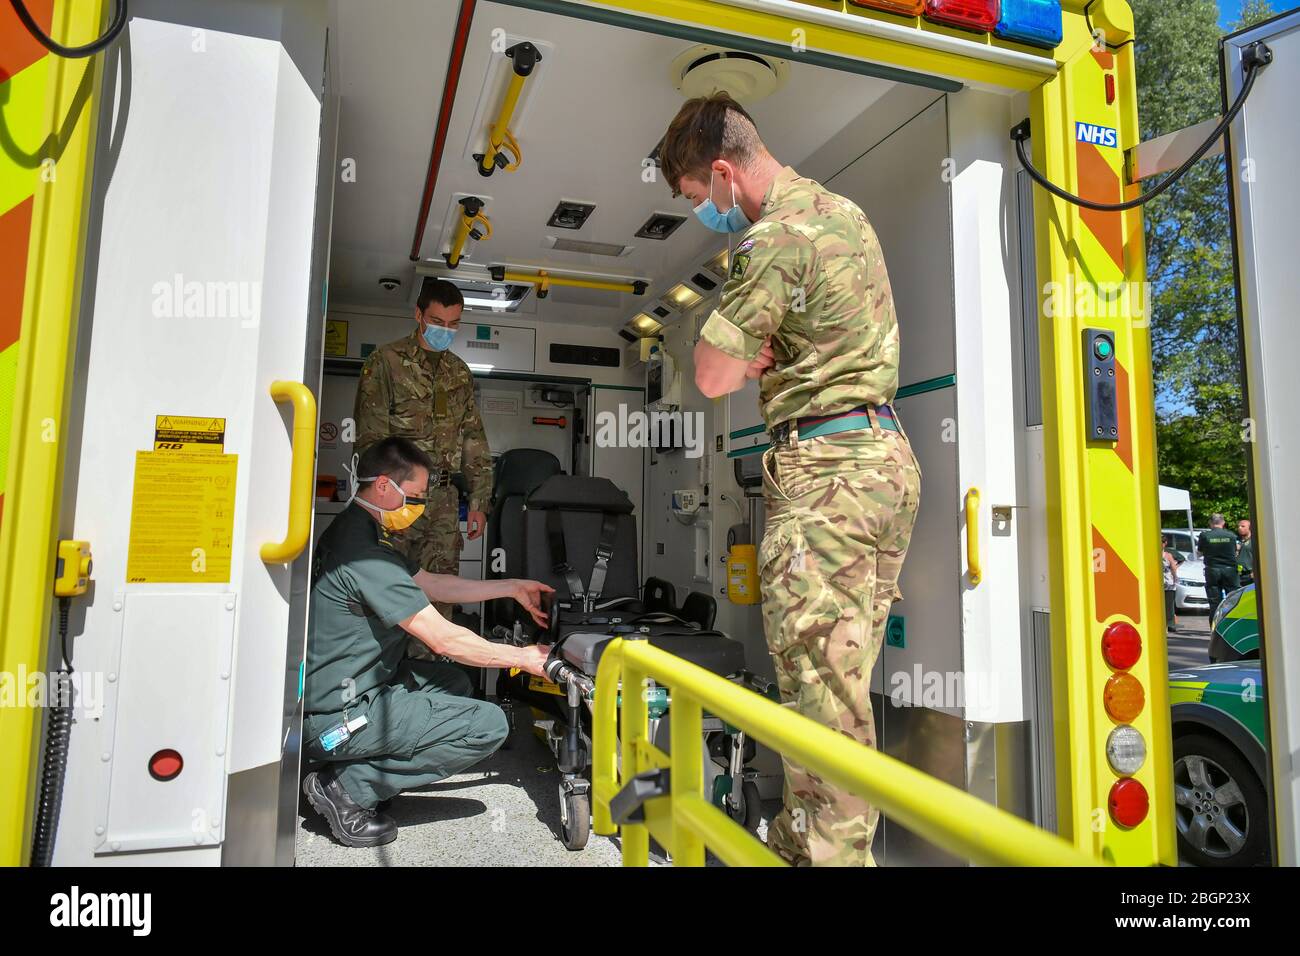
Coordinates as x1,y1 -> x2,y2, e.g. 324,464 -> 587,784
758,422 -> 921,867
302,659 -> 507,809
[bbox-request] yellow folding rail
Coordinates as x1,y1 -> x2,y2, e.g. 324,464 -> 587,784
591,639 -> 1102,867
474,42 -> 543,177
443,196 -> 492,269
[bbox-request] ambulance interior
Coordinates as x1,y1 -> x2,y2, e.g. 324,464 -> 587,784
55,0 -> 1052,867
304,0 -> 1045,865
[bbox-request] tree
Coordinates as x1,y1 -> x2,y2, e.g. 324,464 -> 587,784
1129,0 -> 1275,524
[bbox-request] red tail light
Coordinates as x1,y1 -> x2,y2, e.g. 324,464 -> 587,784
1109,777 -> 1149,828
1102,621 -> 1142,669
923,0 -> 1001,32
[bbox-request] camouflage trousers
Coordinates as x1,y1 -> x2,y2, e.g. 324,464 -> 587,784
393,483 -> 462,659
759,420 -> 921,866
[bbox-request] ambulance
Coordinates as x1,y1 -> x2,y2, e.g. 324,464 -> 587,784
2,0 -> 1296,867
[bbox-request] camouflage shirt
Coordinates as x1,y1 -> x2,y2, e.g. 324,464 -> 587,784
354,330 -> 493,512
699,166 -> 900,428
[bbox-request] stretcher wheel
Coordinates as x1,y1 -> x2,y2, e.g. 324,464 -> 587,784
727,780 -> 762,831
559,784 -> 591,851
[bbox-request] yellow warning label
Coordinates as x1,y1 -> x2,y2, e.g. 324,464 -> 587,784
126,451 -> 238,583
155,415 -> 226,453
324,319 -> 349,357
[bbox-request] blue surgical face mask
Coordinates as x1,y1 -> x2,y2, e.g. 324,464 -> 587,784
693,170 -> 751,234
422,323 -> 456,351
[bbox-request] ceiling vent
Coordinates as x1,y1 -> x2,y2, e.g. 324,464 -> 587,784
671,46 -> 788,104
544,236 -> 631,257
636,212 -> 687,240
547,200 -> 595,230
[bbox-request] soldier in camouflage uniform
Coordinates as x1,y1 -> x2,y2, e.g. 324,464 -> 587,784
660,93 -> 921,866
354,278 -> 493,655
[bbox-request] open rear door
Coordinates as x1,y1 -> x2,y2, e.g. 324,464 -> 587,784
1222,8 -> 1300,867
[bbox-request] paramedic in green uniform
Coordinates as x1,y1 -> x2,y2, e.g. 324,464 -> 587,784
659,93 -> 921,866
1198,514 -> 1240,618
1236,518 -> 1254,586
301,437 -> 551,848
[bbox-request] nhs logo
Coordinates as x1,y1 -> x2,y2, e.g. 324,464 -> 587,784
1076,122 -> 1118,148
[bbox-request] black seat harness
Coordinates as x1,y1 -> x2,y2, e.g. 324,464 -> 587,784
546,509 -> 619,613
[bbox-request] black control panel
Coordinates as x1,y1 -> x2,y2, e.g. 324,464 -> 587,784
1083,328 -> 1119,443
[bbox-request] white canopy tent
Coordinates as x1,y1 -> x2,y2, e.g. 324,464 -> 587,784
1159,484 -> 1196,557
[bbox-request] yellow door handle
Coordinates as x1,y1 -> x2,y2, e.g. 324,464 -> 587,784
261,380 -> 318,564
965,487 -> 981,586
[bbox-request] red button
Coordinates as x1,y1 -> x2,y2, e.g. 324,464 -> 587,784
149,749 -> 183,781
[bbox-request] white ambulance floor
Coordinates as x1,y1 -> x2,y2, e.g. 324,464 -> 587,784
294,714 -> 777,866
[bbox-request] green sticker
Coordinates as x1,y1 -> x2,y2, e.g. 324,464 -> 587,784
730,253 -> 751,281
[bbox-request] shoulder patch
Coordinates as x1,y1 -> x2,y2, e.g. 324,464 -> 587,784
730,252 -> 751,281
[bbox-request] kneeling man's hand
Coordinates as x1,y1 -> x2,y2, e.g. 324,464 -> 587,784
516,643 -> 551,679
512,579 -> 556,628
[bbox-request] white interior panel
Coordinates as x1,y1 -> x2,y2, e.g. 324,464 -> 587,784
100,594 -> 236,853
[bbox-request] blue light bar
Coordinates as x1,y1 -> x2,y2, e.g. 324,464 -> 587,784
994,0 -> 1063,49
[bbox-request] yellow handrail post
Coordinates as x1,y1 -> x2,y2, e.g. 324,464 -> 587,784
669,693 -> 705,866
621,652 -> 650,866
592,642 -> 621,837
260,380 -> 317,564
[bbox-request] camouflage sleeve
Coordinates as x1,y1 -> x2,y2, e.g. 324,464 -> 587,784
353,353 -> 392,455
699,221 -> 816,361
460,392 -> 493,513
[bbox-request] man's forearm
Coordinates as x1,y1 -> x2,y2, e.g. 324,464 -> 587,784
400,605 -> 536,669
413,570 -> 517,605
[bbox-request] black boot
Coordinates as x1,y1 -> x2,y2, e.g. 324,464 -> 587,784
302,770 -> 398,848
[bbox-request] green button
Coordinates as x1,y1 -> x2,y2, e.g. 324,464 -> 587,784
1094,336 -> 1113,360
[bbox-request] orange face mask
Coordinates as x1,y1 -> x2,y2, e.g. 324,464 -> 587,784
354,477 -> 426,532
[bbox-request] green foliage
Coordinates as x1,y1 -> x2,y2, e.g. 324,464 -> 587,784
1130,0 -> 1275,524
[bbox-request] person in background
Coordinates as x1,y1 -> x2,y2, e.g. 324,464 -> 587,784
1162,534 -> 1181,634
1198,514 -> 1240,619
1236,517 -> 1254,587
354,278 -> 493,656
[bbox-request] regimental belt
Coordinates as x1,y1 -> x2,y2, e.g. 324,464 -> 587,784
770,404 -> 899,444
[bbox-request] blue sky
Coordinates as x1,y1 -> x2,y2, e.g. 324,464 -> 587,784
1216,0 -> 1264,27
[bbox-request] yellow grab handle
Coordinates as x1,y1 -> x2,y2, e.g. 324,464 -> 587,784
965,487 -> 981,586
261,380 -> 318,564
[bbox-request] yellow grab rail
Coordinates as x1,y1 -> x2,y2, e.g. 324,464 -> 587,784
475,41 -> 541,176
592,639 -> 1100,867
965,486 -> 981,586
492,268 -> 647,298
444,196 -> 491,269
260,380 -> 318,564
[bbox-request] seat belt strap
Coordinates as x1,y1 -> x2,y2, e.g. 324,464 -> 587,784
586,512 -> 619,611
546,509 -> 586,606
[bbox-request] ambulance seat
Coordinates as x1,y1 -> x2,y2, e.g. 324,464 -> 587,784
483,449 -> 562,632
